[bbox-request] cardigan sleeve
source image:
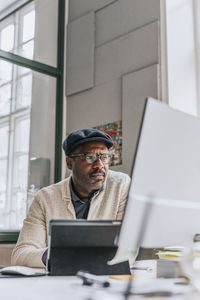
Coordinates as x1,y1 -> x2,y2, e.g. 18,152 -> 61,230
11,192 -> 47,268
116,174 -> 131,220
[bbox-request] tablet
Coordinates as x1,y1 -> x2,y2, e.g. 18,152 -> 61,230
49,219 -> 121,247
47,219 -> 130,275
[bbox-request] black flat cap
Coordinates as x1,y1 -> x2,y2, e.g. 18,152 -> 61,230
62,128 -> 114,156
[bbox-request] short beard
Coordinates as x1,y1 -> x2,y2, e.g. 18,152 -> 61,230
89,168 -> 106,178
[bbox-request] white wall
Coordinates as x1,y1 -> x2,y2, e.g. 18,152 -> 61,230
166,0 -> 198,115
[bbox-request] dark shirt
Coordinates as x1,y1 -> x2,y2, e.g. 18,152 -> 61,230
70,178 -> 104,219
42,178 -> 104,265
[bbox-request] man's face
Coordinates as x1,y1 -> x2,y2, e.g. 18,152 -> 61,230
66,141 -> 110,197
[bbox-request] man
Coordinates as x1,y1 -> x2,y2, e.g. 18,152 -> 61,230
11,128 -> 130,268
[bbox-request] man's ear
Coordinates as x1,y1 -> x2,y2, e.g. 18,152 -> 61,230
66,156 -> 73,170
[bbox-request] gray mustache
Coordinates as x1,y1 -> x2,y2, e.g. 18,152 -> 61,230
89,169 -> 106,177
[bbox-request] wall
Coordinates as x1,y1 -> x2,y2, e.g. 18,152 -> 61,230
65,0 -> 161,176
166,0 -> 198,116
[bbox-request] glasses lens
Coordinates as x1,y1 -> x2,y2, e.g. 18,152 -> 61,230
85,153 -> 96,164
100,153 -> 111,163
84,153 -> 111,164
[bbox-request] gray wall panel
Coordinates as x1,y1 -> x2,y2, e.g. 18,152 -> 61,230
66,12 -> 95,96
96,0 -> 160,46
66,0 -> 161,176
95,21 -> 159,86
122,64 -> 160,176
69,0 -> 117,21
67,79 -> 121,132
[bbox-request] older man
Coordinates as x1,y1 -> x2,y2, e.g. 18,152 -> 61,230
11,128 -> 130,268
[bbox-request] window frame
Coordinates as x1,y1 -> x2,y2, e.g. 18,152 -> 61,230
0,0 -> 65,235
0,0 -> 65,182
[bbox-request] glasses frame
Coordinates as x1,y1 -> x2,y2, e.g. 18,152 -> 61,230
69,152 -> 112,165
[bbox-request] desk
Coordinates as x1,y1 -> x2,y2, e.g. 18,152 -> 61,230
0,261 -> 197,300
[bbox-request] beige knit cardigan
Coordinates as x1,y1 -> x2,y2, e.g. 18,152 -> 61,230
11,170 -> 130,268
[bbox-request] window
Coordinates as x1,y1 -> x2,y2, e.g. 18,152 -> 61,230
0,123 -> 9,221
0,3 -> 35,229
0,0 -> 65,230
21,10 -> 35,58
0,4 -> 35,59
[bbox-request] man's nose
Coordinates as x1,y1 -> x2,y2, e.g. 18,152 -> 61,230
92,157 -> 104,168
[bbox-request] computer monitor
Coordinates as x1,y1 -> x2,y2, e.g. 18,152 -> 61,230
109,97 -> 200,264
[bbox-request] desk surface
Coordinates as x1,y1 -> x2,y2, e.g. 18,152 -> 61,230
0,260 -> 197,300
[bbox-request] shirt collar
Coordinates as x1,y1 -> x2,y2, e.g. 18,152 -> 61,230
69,177 -> 104,203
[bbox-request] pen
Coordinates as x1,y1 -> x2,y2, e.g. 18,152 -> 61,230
76,270 -> 110,288
132,266 -> 153,272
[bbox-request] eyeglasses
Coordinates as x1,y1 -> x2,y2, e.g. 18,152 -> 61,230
69,152 -> 112,164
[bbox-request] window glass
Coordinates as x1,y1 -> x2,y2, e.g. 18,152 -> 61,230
0,60 -> 13,84
0,4 -> 35,61
0,125 -> 9,157
0,192 -> 6,209
13,154 -> 29,192
15,118 -> 30,152
0,0 -> 58,229
0,84 -> 11,116
22,40 -> 34,59
16,73 -> 32,109
0,125 -> 9,202
18,65 -> 30,76
23,10 -> 35,42
0,59 -> 33,113
0,60 -> 32,229
0,160 -> 7,192
0,59 -> 57,229
1,24 -> 14,51
0,0 -> 58,66
10,190 -> 27,228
